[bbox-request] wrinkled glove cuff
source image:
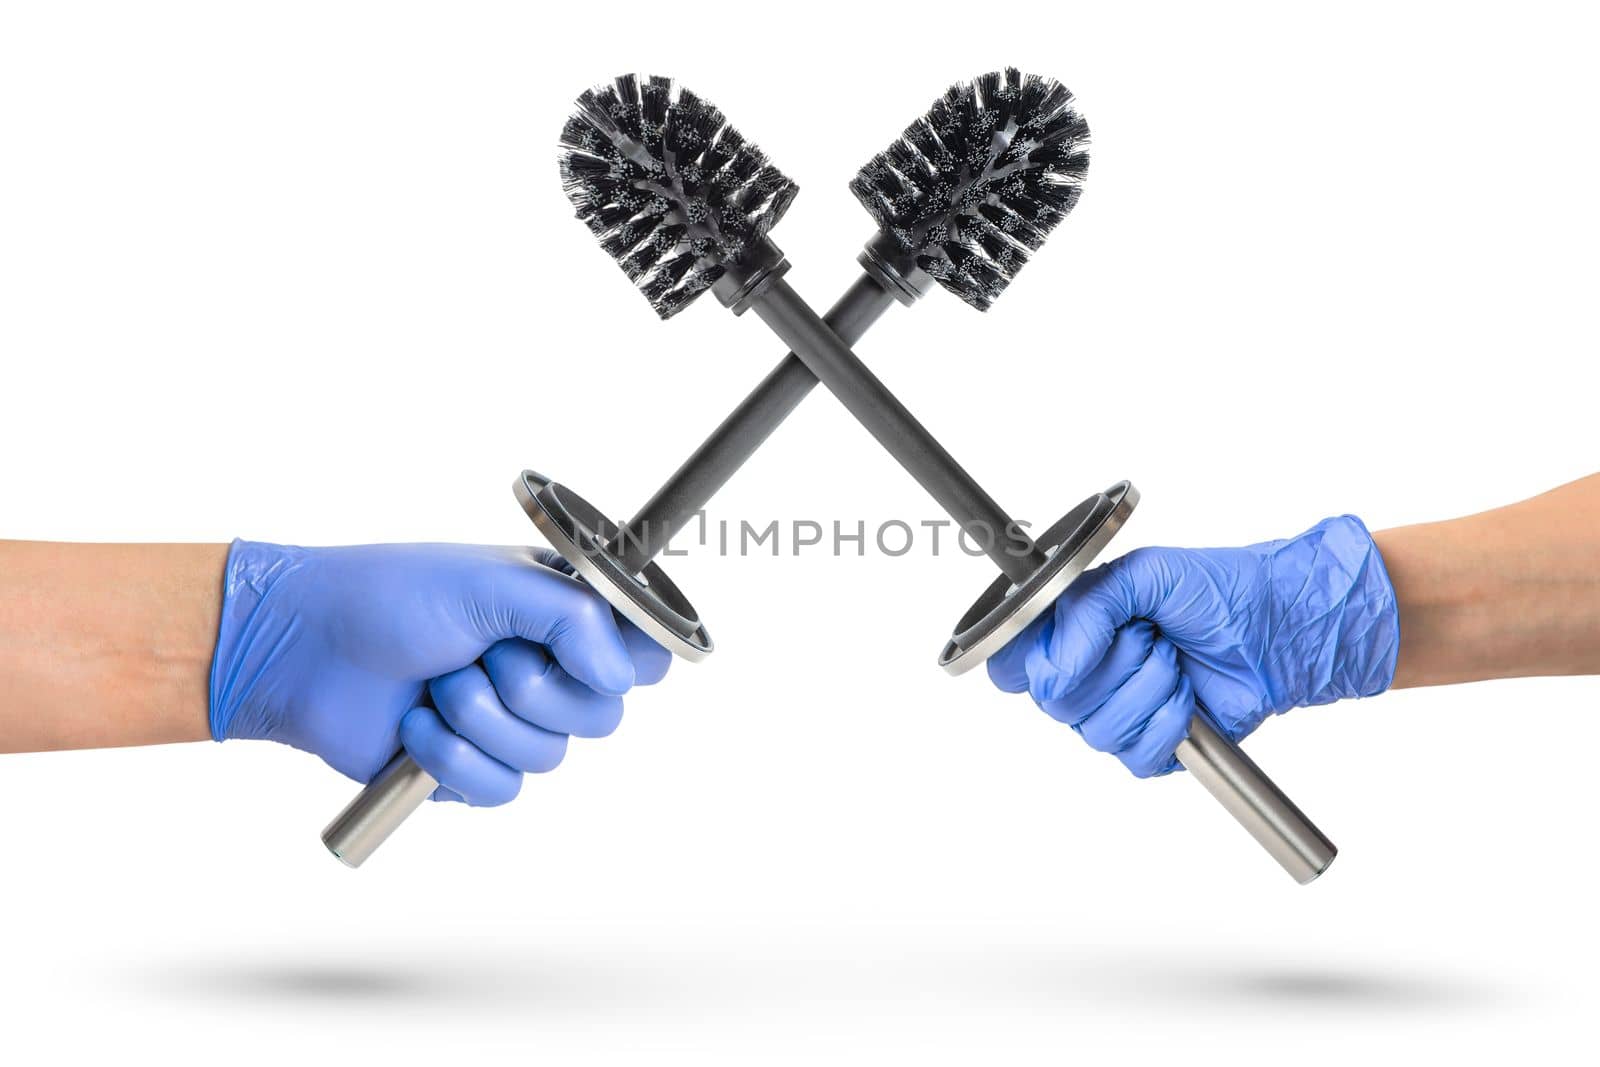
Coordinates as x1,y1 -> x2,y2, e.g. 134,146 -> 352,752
1271,514 -> 1400,709
207,539 -> 309,742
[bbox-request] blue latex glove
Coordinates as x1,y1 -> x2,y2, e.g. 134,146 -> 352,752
988,515 -> 1399,778
209,540 -> 671,805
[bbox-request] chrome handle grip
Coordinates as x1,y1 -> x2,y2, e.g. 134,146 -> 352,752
319,702 -> 1335,880
1175,711 -> 1336,883
321,752 -> 437,868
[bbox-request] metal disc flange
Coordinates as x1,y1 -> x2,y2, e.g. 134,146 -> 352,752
939,481 -> 1139,675
514,470 -> 712,662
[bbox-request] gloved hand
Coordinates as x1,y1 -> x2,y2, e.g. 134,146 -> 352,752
988,515 -> 1399,778
208,541 -> 671,805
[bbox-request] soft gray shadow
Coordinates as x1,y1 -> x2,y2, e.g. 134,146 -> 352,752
122,937 -> 1513,1021
202,964 -> 427,1001
1019,948 -> 1509,1017
129,949 -> 659,1016
1220,967 -> 1471,1008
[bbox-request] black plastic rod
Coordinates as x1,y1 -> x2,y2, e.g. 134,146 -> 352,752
613,272 -> 897,573
748,276 -> 1047,584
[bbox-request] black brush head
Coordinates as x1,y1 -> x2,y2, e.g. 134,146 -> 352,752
558,74 -> 799,319
850,69 -> 1089,311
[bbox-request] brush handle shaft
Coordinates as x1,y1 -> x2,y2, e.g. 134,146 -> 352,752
749,278 -> 1048,584
1176,711 -> 1337,883
616,273 -> 897,573
323,274 -> 899,866
747,276 -> 1331,883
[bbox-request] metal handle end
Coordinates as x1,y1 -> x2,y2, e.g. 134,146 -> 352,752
1176,714 -> 1338,885
320,753 -> 438,868
1297,845 -> 1338,885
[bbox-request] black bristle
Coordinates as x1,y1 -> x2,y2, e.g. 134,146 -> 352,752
559,74 -> 798,319
850,69 -> 1089,310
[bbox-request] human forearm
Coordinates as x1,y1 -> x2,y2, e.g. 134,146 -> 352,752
0,541 -> 223,751
1377,474 -> 1600,688
991,473 -> 1600,779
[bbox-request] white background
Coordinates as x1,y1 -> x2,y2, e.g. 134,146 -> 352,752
2,1 -> 1597,1063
